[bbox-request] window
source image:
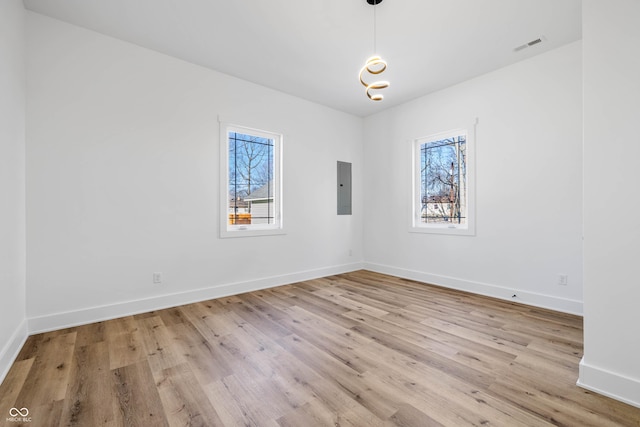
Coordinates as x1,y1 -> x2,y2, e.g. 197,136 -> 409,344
220,123 -> 283,237
411,128 -> 474,235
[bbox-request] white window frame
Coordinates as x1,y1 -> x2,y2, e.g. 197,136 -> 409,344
220,123 -> 284,238
410,127 -> 475,236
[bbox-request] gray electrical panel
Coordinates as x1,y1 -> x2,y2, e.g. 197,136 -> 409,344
337,161 -> 352,215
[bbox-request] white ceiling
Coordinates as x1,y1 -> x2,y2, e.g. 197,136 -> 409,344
23,0 -> 582,117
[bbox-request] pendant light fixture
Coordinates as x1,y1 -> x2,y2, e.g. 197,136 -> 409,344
359,0 -> 389,101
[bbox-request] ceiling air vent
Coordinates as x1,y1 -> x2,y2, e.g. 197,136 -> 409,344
514,36 -> 545,52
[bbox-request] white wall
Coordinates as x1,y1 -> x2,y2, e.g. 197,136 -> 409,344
579,0 -> 640,408
25,12 -> 364,331
363,41 -> 583,314
0,0 -> 28,381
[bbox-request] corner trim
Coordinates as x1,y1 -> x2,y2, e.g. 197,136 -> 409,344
0,319 -> 28,385
578,357 -> 640,409
363,262 -> 583,315
27,262 -> 365,334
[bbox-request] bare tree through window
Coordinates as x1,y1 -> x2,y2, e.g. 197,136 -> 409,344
419,134 -> 467,225
221,124 -> 282,237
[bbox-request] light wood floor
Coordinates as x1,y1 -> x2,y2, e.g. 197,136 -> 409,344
1,271 -> 639,426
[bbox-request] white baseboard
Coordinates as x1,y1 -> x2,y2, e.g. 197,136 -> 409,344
578,357 -> 640,409
363,262 -> 583,315
0,319 -> 28,386
28,262 -> 365,334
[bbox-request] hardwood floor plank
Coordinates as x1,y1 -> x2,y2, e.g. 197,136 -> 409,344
352,332 -> 507,423
241,337 -> 367,418
58,341 -> 118,426
278,305 -> 375,374
277,397 -> 390,427
312,290 -> 390,318
0,358 -> 34,418
488,378 -> 625,427
356,368 -> 484,426
283,287 -> 356,329
156,363 -> 226,426
350,319 -> 496,390
388,403 -> 446,427
27,399 -> 65,427
419,315 -> 529,355
275,333 -> 397,419
2,271 -> 639,426
178,302 -> 237,341
335,284 -> 409,313
353,340 -> 550,427
205,374 -> 280,427
343,308 -> 518,372
139,306 -> 189,327
15,332 -> 76,406
137,316 -> 187,378
165,322 -> 233,385
112,360 -> 168,427
73,321 -> 106,348
105,316 -> 146,370
230,293 -> 293,339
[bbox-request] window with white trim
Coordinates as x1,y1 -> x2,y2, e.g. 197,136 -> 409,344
220,123 -> 283,238
411,128 -> 474,235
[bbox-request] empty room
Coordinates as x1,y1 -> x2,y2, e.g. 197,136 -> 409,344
1,0 -> 639,425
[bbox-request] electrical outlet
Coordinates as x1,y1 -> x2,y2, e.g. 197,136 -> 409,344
558,274 -> 568,286
153,272 -> 162,284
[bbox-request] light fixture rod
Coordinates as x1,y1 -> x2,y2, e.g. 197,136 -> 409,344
360,0 -> 388,101
373,0 -> 377,54
369,0 -> 383,53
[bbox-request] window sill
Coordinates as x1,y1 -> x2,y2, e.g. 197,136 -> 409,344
409,224 -> 475,236
220,227 -> 286,239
